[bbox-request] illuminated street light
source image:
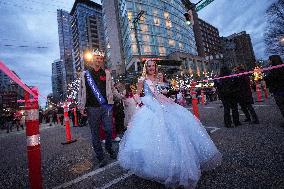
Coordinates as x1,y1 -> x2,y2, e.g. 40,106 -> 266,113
83,50 -> 93,62
280,36 -> 284,43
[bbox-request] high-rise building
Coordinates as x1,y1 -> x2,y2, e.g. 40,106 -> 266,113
102,0 -> 197,75
57,9 -> 75,87
181,3 -> 223,74
102,0 -> 125,76
221,31 -> 256,70
0,70 -> 11,91
51,59 -> 66,102
194,18 -> 221,57
70,0 -> 105,72
0,70 -> 24,111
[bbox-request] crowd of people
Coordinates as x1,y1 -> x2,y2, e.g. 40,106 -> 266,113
214,55 -> 284,128
0,50 -> 283,188
0,110 -> 25,133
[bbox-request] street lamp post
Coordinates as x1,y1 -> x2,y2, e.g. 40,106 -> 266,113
132,10 -> 145,64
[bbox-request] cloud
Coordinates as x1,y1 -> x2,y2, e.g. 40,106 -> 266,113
0,0 -> 275,106
0,0 -> 103,106
196,0 -> 277,59
0,0 -> 73,106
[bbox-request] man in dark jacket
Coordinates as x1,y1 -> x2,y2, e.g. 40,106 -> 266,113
265,55 -> 284,124
236,66 -> 259,124
215,67 -> 241,127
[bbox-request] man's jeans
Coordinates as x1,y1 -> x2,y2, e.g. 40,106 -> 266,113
87,107 -> 113,161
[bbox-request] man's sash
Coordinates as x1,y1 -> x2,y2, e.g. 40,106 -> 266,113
85,70 -> 112,111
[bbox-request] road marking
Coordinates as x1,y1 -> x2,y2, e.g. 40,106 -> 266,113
204,126 -> 221,133
203,106 -> 216,109
53,161 -> 119,189
253,104 -> 271,107
95,172 -> 133,189
0,124 -> 60,139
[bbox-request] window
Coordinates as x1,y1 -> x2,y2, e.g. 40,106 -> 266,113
131,44 -> 137,54
127,11 -> 132,21
165,20 -> 172,28
157,36 -> 163,44
153,17 -> 160,26
164,11 -> 169,19
159,47 -> 166,55
143,35 -> 150,43
143,45 -> 151,54
169,39 -> 175,46
130,32 -> 135,41
140,24 -> 148,32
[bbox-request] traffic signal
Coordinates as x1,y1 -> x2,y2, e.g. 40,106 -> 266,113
184,10 -> 194,26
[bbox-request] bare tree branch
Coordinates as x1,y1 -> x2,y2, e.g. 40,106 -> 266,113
265,0 -> 284,56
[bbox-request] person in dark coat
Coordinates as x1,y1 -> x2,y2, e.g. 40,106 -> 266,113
5,112 -> 13,133
236,66 -> 259,124
215,66 -> 241,127
265,55 -> 284,123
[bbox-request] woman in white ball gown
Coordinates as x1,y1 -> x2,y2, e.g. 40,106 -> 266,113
118,60 -> 222,189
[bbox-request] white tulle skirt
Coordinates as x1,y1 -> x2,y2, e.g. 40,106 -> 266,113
118,95 -> 222,189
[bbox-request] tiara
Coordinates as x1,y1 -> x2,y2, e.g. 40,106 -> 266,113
92,49 -> 105,57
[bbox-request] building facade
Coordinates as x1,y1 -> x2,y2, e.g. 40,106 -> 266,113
70,0 -> 105,72
197,18 -> 221,57
102,0 -> 197,75
57,9 -> 75,87
51,59 -> 66,102
221,31 -> 256,70
102,0 -> 125,76
0,70 -> 11,92
0,71 -> 24,112
184,4 -> 223,74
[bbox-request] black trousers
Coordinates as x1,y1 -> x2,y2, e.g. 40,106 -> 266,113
87,107 -> 113,161
239,103 -> 259,122
274,95 -> 284,118
222,100 -> 240,127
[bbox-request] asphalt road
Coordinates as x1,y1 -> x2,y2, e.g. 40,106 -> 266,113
0,98 -> 283,189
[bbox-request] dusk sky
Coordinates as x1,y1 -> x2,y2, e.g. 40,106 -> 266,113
0,0 -> 276,106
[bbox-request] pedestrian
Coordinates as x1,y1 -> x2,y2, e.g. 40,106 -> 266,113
52,111 -> 57,125
112,82 -> 125,141
79,109 -> 88,127
265,55 -> 284,126
118,60 -> 221,189
215,66 -> 241,127
236,66 -> 259,124
78,49 -> 123,167
5,112 -> 13,133
122,83 -> 137,128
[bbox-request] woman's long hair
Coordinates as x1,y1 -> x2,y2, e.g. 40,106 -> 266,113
142,60 -> 158,78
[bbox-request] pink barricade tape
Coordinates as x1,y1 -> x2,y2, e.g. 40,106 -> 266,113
0,60 -> 47,99
0,60 -> 37,96
203,63 -> 284,82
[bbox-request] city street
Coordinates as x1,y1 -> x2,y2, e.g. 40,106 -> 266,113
0,97 -> 283,189
1,0 -> 283,189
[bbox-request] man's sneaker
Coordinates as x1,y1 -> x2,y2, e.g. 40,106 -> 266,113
114,136 -> 121,142
98,158 -> 108,168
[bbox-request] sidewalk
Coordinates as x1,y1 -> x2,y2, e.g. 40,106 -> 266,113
0,123 -> 61,137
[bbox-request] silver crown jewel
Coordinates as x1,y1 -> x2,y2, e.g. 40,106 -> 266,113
93,49 -> 105,57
